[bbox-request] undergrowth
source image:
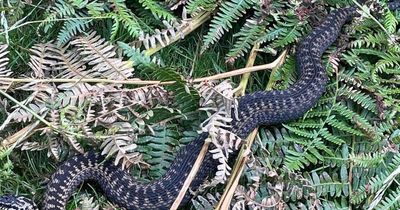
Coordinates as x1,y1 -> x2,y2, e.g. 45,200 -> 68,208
0,0 -> 399,209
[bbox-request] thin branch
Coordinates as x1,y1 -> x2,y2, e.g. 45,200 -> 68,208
0,50 -> 288,86
0,121 -> 40,149
170,141 -> 210,210
234,43 -> 260,96
0,89 -> 53,128
0,16 -> 108,35
215,128 -> 258,210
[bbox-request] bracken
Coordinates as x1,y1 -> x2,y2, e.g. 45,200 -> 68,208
1,1 -> 400,209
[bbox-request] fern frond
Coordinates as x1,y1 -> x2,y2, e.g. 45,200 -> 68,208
56,83 -> 96,108
39,0 -> 76,33
47,44 -> 87,79
186,0 -> 217,15
138,0 -> 176,21
326,117 -> 364,136
201,0 -> 254,52
48,134 -> 63,160
101,122 -> 140,169
137,125 -> 183,177
350,153 -> 385,168
283,125 -> 315,139
333,103 -> 378,139
0,45 -> 11,77
28,43 -> 57,78
192,193 -> 220,210
151,67 -> 199,113
270,16 -> 304,48
57,13 -> 92,45
284,136 -> 330,170
20,142 -> 47,151
226,18 -> 265,63
65,134 -> 84,153
384,7 -> 398,33
351,31 -> 388,49
107,0 -> 142,39
310,171 -> 348,197
2,102 -> 47,128
136,20 -> 188,51
337,85 -> 377,113
374,187 -> 400,210
267,56 -> 297,90
86,1 -> 105,16
119,42 -> 162,67
71,31 -> 135,80
375,51 -> 400,73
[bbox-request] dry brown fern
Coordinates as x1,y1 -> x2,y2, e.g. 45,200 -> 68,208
0,34 -> 171,168
195,80 -> 241,183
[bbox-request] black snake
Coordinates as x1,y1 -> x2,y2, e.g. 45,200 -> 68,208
1,1 -> 400,209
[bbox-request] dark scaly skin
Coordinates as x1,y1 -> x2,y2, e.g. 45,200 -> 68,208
1,1 -> 400,209
0,196 -> 37,210
43,134 -> 215,210
233,6 -> 356,137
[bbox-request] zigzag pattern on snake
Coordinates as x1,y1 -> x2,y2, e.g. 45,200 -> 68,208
1,1 -> 400,209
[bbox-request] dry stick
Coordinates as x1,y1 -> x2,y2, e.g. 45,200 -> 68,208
0,56 -> 286,86
217,47 -> 288,210
234,43 -> 261,96
169,141 -> 210,210
1,121 -> 40,149
216,128 -> 259,210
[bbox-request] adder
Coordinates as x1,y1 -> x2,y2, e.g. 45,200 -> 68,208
1,1 -> 400,209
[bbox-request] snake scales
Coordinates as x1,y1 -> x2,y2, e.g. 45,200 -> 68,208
1,1 -> 400,210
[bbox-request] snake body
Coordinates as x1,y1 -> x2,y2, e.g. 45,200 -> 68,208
1,1 -> 400,209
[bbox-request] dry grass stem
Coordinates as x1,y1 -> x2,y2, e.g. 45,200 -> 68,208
216,128 -> 259,210
170,141 -> 211,210
0,50 -> 288,86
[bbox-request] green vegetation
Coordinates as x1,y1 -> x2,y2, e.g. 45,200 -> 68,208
0,0 -> 399,209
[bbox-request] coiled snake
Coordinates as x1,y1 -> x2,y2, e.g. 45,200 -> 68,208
1,1 -> 400,209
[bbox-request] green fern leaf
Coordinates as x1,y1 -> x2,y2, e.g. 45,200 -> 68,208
186,0 -> 217,14
201,0 -> 255,52
118,42 -> 161,67
107,0 -> 143,39
384,7 -> 398,33
57,13 -> 92,45
137,125 -> 182,177
337,85 -> 377,113
226,18 -> 265,62
270,16 -> 303,48
374,187 -> 400,210
138,0 -> 175,22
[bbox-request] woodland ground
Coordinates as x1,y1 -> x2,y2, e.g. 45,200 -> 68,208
0,0 -> 400,209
